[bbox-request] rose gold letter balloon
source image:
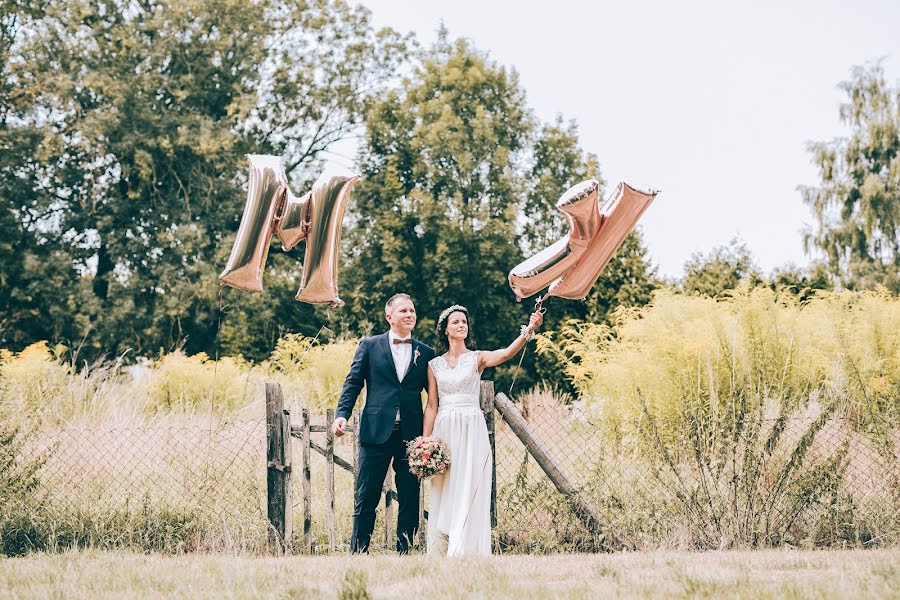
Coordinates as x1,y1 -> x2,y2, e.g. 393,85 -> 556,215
220,154 -> 359,304
274,188 -> 312,251
218,155 -> 286,291
548,182 -> 658,300
295,173 -> 360,307
508,179 -> 604,299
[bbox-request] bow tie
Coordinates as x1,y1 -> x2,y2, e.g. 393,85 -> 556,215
392,338 -> 412,345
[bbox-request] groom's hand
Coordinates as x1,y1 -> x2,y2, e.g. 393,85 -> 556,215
332,417 -> 348,437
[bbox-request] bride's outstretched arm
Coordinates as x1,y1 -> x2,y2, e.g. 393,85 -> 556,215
477,310 -> 544,372
422,365 -> 439,437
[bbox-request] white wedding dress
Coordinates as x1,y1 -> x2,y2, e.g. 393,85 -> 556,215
427,350 -> 492,556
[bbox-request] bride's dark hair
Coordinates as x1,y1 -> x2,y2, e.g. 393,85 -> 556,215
435,305 -> 475,351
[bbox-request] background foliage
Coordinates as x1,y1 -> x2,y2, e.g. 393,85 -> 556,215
0,0 -> 896,392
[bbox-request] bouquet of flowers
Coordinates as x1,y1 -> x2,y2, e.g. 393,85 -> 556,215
406,436 -> 451,479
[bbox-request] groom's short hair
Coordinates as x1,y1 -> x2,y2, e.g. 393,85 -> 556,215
385,293 -> 413,314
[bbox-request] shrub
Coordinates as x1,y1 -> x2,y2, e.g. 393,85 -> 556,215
144,351 -> 259,414
266,334 -> 359,412
537,288 -> 900,431
0,418 -> 50,556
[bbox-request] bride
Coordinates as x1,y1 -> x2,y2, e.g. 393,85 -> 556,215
422,304 -> 543,556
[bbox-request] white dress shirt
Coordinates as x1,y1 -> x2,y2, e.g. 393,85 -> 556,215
388,331 -> 412,422
388,330 -> 412,381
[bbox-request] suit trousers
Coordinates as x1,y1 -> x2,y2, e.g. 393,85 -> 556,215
350,425 -> 420,554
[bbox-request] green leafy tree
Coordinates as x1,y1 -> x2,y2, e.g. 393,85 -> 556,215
800,63 -> 899,292
0,2 -> 84,348
343,36 -> 531,357
2,0 -> 408,359
681,238 -> 761,297
343,38 -> 657,391
522,118 -> 602,254
764,263 -> 833,301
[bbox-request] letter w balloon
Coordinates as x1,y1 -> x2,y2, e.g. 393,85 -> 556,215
218,154 -> 359,307
509,180 -> 658,301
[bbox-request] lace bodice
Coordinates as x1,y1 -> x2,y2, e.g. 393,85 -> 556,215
429,351 -> 481,399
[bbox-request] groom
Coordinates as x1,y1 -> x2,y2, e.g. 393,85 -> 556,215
332,293 -> 436,554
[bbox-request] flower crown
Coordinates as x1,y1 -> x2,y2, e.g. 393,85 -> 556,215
437,304 -> 468,329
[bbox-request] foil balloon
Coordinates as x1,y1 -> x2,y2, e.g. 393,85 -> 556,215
548,182 -> 658,300
508,179 -> 603,299
295,173 -> 359,307
218,155 -> 286,292
508,180 -> 658,301
219,154 -> 359,307
275,187 -> 312,251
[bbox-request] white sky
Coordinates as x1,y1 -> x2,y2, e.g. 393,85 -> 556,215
339,0 -> 900,278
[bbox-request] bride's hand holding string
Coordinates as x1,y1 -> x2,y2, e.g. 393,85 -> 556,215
476,308 -> 544,371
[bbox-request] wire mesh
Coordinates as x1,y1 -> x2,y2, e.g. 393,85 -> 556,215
492,393 -> 900,552
19,419 -> 267,553
18,399 -> 899,555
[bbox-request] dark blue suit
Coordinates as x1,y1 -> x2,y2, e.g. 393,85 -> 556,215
336,332 -> 436,553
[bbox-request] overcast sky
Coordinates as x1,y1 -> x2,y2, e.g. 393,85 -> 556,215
339,0 -> 900,278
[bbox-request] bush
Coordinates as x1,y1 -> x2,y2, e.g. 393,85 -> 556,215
0,335 -> 362,427
537,288 -> 900,431
144,351 -> 259,414
266,334 -> 359,412
0,418 -> 50,556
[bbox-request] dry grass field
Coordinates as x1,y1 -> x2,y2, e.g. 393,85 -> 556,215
1,548 -> 898,599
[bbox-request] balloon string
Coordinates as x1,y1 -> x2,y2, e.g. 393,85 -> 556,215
200,284 -> 229,493
508,296 -> 546,398
508,342 -> 529,398
210,284 -> 234,413
213,284 -> 229,395
296,324 -> 331,366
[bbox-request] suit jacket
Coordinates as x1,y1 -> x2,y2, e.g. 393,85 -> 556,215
336,332 -> 436,445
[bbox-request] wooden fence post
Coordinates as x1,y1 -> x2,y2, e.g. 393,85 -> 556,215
480,381 -> 497,528
301,408 -> 312,553
325,408 -> 336,551
266,383 -> 292,554
493,392 -> 627,550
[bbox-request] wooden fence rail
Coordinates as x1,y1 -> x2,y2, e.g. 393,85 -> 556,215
265,380 -> 621,554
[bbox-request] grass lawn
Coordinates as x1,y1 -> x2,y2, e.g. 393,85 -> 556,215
1,548 -> 898,599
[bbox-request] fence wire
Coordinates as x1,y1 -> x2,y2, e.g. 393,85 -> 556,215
13,419 -> 267,554
14,401 -> 900,555
492,394 -> 900,552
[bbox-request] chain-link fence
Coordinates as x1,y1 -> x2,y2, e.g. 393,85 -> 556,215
11,419 -> 267,554
493,393 -> 900,552
11,394 -> 899,555
296,394 -> 900,553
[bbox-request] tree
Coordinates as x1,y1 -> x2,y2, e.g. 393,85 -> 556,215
342,37 -> 658,391
1,0 -> 409,359
681,238 -> 761,297
800,63 -> 900,293
764,263 -> 833,301
342,36 -> 531,356
522,118 -> 602,254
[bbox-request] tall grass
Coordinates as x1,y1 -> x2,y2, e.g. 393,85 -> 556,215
0,336 -> 359,556
536,287 -> 899,430
526,287 -> 899,550
0,335 -> 361,430
2,289 -> 898,555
